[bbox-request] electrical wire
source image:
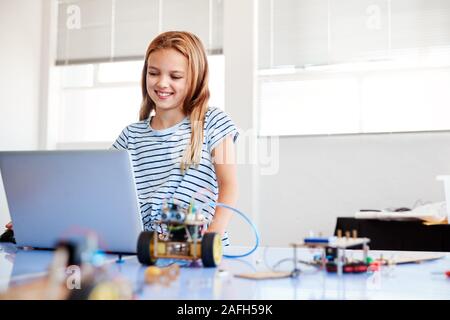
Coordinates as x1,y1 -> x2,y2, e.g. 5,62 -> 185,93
211,202 -> 260,259
190,188 -> 260,258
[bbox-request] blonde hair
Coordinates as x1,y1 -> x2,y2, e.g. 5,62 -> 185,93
139,31 -> 210,172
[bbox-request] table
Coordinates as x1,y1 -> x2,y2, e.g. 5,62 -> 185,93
335,217 -> 450,251
1,243 -> 450,299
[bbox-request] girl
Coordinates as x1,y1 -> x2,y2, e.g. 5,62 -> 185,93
112,31 -> 239,245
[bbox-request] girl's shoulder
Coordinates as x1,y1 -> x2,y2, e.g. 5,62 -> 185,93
123,119 -> 150,133
204,107 -> 233,126
204,107 -> 239,149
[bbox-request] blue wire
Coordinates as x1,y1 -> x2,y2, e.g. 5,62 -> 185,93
210,202 -> 260,258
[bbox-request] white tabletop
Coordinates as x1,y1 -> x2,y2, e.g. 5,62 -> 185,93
1,243 -> 449,299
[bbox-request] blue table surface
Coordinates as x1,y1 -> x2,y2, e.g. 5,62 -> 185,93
1,243 -> 449,300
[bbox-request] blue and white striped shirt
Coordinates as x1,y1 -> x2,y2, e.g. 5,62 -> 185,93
112,107 -> 238,245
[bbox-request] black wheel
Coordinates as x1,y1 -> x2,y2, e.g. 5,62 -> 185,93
137,231 -> 157,265
201,232 -> 222,267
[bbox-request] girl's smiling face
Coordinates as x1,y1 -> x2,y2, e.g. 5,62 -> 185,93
146,48 -> 189,112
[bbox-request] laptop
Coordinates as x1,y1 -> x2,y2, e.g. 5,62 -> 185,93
0,150 -> 143,254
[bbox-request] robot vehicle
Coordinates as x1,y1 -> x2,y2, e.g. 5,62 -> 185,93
137,199 -> 222,267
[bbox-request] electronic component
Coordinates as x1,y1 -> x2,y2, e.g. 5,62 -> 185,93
137,198 -> 222,268
290,229 -> 371,276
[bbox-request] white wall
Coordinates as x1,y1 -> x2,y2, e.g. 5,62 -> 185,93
0,0 -> 43,228
258,132 -> 450,246
223,0 -> 260,246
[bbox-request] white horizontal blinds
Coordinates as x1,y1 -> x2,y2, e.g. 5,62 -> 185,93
56,0 -> 223,65
210,0 -> 224,53
160,0 -> 222,53
329,0 -> 390,63
258,0 -> 329,69
57,0 -> 114,65
275,0 -> 329,68
260,0 -> 450,69
160,0 -> 209,48
258,0 -> 272,69
114,0 -> 159,59
390,0 -> 450,60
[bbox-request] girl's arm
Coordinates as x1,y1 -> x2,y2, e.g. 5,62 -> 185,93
207,136 -> 238,236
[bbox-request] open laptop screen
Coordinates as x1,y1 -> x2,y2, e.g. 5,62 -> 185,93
0,150 -> 143,254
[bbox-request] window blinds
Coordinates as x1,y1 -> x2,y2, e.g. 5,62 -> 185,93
258,0 -> 450,69
56,0 -> 223,65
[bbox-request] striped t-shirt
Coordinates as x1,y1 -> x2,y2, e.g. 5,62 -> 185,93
112,107 -> 238,245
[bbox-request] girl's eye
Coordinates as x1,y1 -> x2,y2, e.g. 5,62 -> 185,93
171,76 -> 182,80
148,72 -> 157,76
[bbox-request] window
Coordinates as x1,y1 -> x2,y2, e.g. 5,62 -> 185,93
258,0 -> 450,136
56,62 -> 141,146
51,0 -> 224,149
54,56 -> 224,148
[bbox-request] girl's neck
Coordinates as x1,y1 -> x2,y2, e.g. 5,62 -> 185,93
151,107 -> 186,130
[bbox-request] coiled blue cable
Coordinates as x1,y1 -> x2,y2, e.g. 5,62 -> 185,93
211,202 -> 260,258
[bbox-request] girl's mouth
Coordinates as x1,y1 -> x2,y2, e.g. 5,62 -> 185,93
155,90 -> 174,99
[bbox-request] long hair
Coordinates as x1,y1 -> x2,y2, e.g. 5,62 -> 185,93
139,31 -> 210,172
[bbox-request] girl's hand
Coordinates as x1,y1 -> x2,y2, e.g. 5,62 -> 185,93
5,222 -> 13,230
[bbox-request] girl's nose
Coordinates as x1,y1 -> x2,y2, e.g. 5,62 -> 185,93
156,75 -> 170,88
